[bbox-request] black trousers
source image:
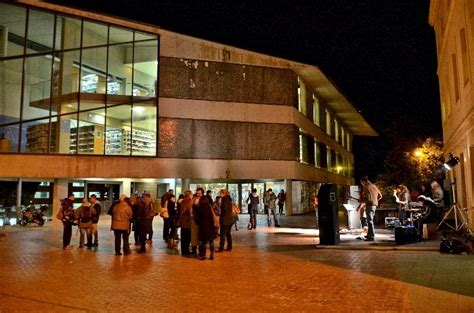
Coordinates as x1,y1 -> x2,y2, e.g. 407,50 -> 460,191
62,222 -> 73,248
133,221 -> 140,244
249,207 -> 257,229
162,218 -> 170,240
180,228 -> 191,255
199,239 -> 214,257
138,222 -> 148,252
278,203 -> 284,215
219,224 -> 233,250
114,230 -> 130,254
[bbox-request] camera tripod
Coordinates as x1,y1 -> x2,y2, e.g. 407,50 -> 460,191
437,181 -> 472,234
437,203 -> 470,232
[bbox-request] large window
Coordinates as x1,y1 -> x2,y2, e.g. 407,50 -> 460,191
0,3 -> 158,156
297,78 -> 307,116
312,94 -> 320,127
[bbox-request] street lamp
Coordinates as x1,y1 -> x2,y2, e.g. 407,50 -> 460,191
414,149 -> 423,157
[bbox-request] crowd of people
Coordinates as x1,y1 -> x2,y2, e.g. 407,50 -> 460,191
57,187 -> 287,260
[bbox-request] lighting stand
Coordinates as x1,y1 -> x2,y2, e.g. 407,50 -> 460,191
437,181 -> 470,232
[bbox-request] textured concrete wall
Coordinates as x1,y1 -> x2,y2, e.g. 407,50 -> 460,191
158,118 -> 298,160
159,57 -> 298,105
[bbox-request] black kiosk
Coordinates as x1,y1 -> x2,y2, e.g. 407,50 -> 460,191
317,184 -> 340,245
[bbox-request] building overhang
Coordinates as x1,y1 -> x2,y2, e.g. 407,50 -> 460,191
291,63 -> 378,137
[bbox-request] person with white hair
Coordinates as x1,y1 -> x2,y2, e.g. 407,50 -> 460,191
108,195 -> 133,256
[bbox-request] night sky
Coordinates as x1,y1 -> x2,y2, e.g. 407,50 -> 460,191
50,0 -> 442,180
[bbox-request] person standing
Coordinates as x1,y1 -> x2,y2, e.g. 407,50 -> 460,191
217,189 -> 233,252
277,189 -> 286,215
394,184 -> 411,225
361,177 -> 382,241
134,197 -> 148,254
108,195 -> 133,256
264,189 -> 280,227
190,189 -> 202,258
166,195 -> 178,249
179,191 -> 193,257
144,193 -> 156,243
89,194 -> 101,247
195,188 -> 216,260
431,180 -> 445,220
205,190 -> 214,206
75,198 -> 96,249
247,188 -> 259,230
161,189 -> 174,242
58,193 -> 75,250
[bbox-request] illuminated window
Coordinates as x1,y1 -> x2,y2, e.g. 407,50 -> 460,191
297,78 -> 307,116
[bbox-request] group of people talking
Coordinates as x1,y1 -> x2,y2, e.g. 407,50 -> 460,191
57,187 -> 236,261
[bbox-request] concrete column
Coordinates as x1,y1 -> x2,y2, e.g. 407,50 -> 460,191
182,178 -> 191,192
120,179 -> 132,196
15,178 -> 22,220
53,178 -> 68,225
285,179 -> 293,216
238,183 -> 242,209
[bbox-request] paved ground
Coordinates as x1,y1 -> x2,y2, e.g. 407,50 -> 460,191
0,215 -> 473,312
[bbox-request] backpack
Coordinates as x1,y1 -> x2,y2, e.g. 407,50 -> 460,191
440,238 -> 470,254
91,203 -> 101,223
81,206 -> 92,223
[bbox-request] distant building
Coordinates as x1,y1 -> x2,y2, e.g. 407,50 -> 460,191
429,0 -> 474,225
0,1 -> 376,218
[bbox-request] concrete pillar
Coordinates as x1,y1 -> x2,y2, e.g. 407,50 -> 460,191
120,179 -> 132,196
285,179 -> 293,216
53,178 -> 68,225
15,178 -> 22,220
238,183 -> 242,209
182,178 -> 190,193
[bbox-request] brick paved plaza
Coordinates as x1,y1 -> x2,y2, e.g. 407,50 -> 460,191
0,215 -> 473,312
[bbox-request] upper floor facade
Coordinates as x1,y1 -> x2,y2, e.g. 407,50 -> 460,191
0,0 -> 376,184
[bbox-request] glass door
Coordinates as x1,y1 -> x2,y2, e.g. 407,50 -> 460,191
227,183 -> 239,205
253,183 -> 265,214
241,183 -> 252,213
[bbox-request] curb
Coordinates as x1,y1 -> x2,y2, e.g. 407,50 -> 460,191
316,245 -> 439,251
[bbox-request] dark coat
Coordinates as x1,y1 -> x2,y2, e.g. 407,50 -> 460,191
179,198 -> 192,229
194,196 -> 216,242
220,195 -> 234,226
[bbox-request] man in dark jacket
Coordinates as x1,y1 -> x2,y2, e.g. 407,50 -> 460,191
195,188 -> 216,260
89,194 -> 101,247
134,198 -> 148,253
217,189 -> 234,252
59,193 -> 75,250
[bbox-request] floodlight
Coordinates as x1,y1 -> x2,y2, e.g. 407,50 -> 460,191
443,153 -> 460,171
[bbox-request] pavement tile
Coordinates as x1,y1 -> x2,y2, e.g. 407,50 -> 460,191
0,215 -> 473,312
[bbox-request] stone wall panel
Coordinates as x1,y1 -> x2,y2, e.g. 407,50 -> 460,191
159,57 -> 297,105
158,118 -> 297,160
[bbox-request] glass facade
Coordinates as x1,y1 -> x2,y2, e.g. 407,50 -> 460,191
0,3 -> 158,156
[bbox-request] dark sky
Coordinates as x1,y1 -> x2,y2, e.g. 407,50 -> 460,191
50,0 -> 442,180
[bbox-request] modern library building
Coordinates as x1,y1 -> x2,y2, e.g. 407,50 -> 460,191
0,1 -> 376,219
